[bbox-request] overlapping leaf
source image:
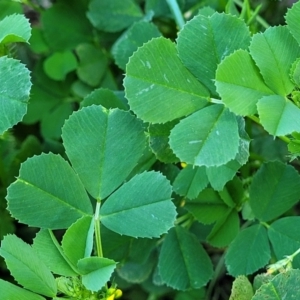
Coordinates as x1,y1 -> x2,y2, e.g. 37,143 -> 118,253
286,1 -> 300,46
62,105 -> 146,200
124,37 -> 209,123
169,104 -> 239,167
177,12 -> 250,95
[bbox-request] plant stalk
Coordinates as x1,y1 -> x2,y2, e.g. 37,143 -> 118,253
166,0 -> 185,30
94,201 -> 103,257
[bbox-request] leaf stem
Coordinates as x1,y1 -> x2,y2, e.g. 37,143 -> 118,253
166,0 -> 185,30
94,201 -> 103,257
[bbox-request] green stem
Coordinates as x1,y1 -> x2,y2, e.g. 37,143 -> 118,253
175,213 -> 192,225
166,0 -> 185,30
94,201 -> 103,257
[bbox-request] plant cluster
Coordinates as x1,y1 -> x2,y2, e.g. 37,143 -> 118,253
1,0 -> 300,299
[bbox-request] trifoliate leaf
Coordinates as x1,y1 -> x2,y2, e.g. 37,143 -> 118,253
249,26 -> 300,95
158,226 -> 213,290
124,37 -> 209,123
0,56 -> 31,135
0,14 -> 31,44
62,106 -> 146,200
225,224 -> 271,276
169,104 -> 239,167
249,161 -> 300,222
215,49 -> 274,115
101,171 -> 176,238
87,0 -> 143,32
7,153 -> 93,229
77,257 -> 116,292
0,234 -> 57,297
177,12 -> 250,95
257,95 -> 300,136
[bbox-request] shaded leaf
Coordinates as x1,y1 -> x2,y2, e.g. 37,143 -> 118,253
229,275 -> 253,300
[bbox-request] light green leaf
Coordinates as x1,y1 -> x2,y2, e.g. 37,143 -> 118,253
177,12 -> 250,95
286,1 -> 300,46
7,153 -> 93,229
76,43 -> 108,87
169,104 -> 239,167
77,257 -> 116,292
0,56 -> 31,135
43,51 -> 77,81
158,226 -> 213,290
32,230 -> 78,276
62,106 -> 146,200
249,161 -> 300,222
229,276 -> 254,300
257,95 -> 300,136
0,279 -> 46,300
101,171 -> 176,238
249,26 -> 300,95
87,0 -> 143,32
215,49 -> 274,115
0,14 -> 31,44
0,235 -> 57,297
225,224 -> 271,276
268,217 -> 300,269
252,269 -> 300,299
173,165 -> 208,199
62,216 -> 94,267
124,37 -> 209,123
290,58 -> 300,87
112,21 -> 161,70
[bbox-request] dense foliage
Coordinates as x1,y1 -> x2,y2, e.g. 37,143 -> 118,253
1,0 -> 300,299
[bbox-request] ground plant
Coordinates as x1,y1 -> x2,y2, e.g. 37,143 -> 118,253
1,0 -> 300,299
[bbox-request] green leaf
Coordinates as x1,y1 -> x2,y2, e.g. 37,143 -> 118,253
77,257 -> 116,292
177,12 -> 250,95
158,226 -> 213,290
169,105 -> 239,167
268,217 -> 300,269
173,165 -> 208,199
101,171 -> 176,238
225,224 -> 271,276
81,88 -> 128,110
249,161 -> 300,222
257,95 -> 300,136
124,37 -> 209,123
76,43 -> 108,87
32,230 -> 78,277
43,51 -> 77,81
215,49 -> 274,115
0,1 -> 22,20
229,276 -> 254,300
112,21 -> 161,70
7,153 -> 93,229
41,2 -> 93,51
62,106 -> 146,200
249,26 -> 300,95
87,0 -> 143,33
62,216 -> 94,267
252,269 -> 300,299
148,121 -> 180,163
0,56 -> 31,135
290,58 -> 300,87
0,279 -> 46,300
0,14 -> 31,44
286,1 -> 300,46
0,234 -> 57,297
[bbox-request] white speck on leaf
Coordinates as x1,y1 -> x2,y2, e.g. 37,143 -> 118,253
146,61 -> 151,69
216,131 -> 220,136
189,140 -> 202,144
164,74 -> 169,82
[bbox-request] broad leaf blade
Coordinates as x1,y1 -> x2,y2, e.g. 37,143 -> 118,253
62,106 -> 146,200
169,105 -> 239,167
225,224 -> 271,276
249,26 -> 300,95
7,153 -> 93,229
77,257 -> 116,292
158,226 -> 213,290
124,37 -> 209,123
249,161 -> 300,222
257,95 -> 300,136
215,49 -> 274,115
0,56 -> 31,135
101,171 -> 176,238
177,12 -> 250,95
286,1 -> 300,46
0,235 -> 57,297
